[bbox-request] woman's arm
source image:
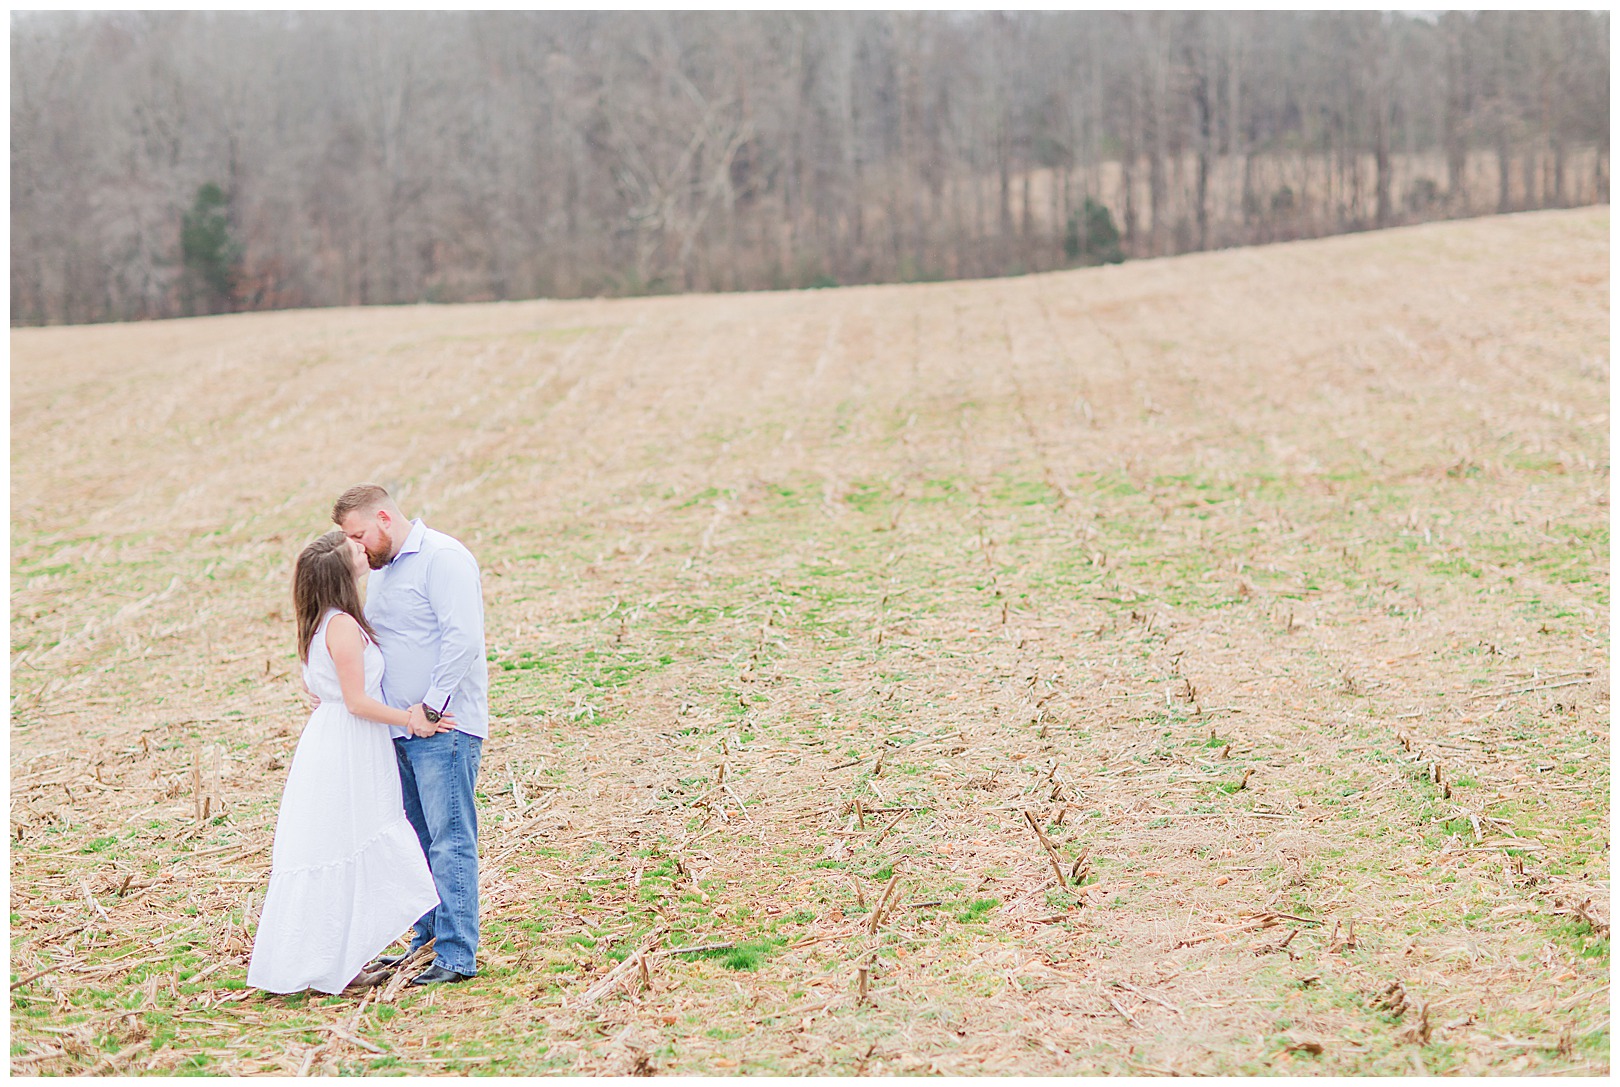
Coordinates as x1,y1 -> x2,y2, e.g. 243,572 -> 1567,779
327,613 -> 453,731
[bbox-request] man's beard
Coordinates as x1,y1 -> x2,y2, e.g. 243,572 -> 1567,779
365,523 -> 395,570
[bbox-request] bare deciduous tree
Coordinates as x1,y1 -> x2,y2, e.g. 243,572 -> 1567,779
9,10 -> 1610,325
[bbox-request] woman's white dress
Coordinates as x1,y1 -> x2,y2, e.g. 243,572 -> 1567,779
247,608 -> 439,994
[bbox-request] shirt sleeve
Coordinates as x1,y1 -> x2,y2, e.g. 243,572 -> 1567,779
420,549 -> 485,715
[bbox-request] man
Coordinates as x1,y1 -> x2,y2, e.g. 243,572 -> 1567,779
332,483 -> 488,987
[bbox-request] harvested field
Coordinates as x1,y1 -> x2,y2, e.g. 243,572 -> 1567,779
9,207 -> 1609,1075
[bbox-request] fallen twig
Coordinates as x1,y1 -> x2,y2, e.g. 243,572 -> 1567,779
660,941 -> 734,957
10,958 -> 83,990
187,959 -> 234,986
578,932 -> 663,1007
11,1047 -> 66,1065
1109,979 -> 1182,1015
296,1044 -> 327,1077
1174,913 -> 1278,948
871,810 -> 908,848
719,782 -> 754,823
1255,928 -> 1300,958
79,877 -> 109,923
1246,911 -> 1323,925
1104,990 -> 1140,1028
867,870 -> 904,934
1023,809 -> 1069,887
74,1040 -> 148,1077
375,945 -> 437,1005
321,1024 -> 385,1055
1468,671 -> 1593,699
1552,896 -> 1610,936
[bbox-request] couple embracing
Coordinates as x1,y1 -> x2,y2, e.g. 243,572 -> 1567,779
247,484 -> 488,993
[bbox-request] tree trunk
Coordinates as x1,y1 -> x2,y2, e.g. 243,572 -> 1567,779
1021,167 -> 1033,243
998,127 -> 1013,241
1497,140 -> 1513,213
851,98 -> 864,252
1050,164 -> 1063,255
1122,156 -> 1137,253
1374,103 -> 1393,226
1446,141 -> 1469,212
1242,152 -> 1256,236
1146,56 -> 1167,257
1551,140 -> 1565,207
1193,86 -> 1211,250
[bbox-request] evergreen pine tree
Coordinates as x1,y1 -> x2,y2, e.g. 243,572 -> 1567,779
181,183 -> 242,315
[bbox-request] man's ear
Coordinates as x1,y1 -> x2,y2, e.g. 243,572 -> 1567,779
376,509 -> 391,529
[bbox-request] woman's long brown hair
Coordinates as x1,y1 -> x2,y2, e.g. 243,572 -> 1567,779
293,530 -> 379,662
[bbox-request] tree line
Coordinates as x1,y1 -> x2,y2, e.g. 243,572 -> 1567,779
10,10 -> 1609,326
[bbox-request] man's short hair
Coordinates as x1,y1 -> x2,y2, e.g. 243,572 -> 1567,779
332,483 -> 392,525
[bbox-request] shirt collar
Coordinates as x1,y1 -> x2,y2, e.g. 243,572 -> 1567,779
392,518 -> 427,562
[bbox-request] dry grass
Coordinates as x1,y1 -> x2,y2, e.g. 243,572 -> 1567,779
10,207 -> 1609,1075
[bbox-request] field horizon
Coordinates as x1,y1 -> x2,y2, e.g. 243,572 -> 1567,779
11,207 -> 1610,1075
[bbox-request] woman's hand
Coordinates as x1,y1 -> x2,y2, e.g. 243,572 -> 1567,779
328,615 -> 436,733
407,705 -> 459,738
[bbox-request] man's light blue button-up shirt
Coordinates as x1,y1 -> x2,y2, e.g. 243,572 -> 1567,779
364,519 -> 489,740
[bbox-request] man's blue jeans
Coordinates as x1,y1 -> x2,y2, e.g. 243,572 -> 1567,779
394,730 -> 483,976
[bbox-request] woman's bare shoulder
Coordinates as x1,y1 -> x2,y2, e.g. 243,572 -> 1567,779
326,610 -> 361,633
324,611 -> 364,653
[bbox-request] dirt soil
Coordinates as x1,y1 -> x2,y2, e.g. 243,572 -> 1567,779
10,207 -> 1609,1075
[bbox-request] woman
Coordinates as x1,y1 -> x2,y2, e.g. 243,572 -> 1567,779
246,530 -> 447,994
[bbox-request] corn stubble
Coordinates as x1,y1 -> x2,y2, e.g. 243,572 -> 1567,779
10,209 -> 1608,1074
